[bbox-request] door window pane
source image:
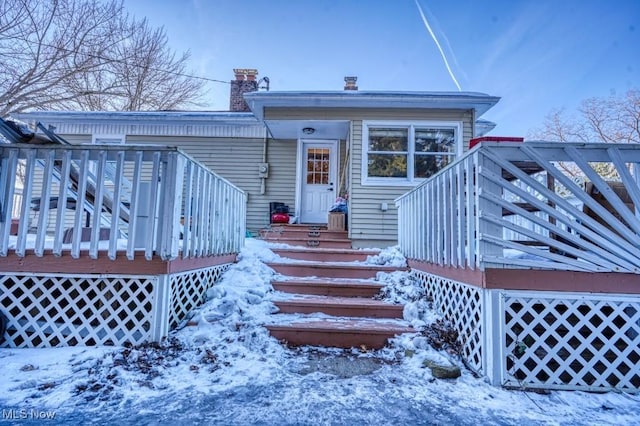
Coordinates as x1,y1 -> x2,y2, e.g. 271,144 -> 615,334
306,148 -> 330,184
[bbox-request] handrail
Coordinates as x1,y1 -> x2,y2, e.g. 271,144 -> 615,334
396,141 -> 640,273
0,143 -> 245,260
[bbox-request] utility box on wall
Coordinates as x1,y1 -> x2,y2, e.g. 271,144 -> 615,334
258,163 -> 269,178
328,212 -> 345,231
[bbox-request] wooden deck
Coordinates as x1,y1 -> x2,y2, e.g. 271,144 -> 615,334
408,259 -> 640,294
1,249 -> 236,275
396,141 -> 640,392
0,141 -> 245,348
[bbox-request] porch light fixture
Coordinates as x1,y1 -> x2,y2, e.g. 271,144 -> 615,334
302,127 -> 315,135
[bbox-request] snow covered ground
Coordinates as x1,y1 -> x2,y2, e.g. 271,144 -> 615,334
1,239 -> 639,425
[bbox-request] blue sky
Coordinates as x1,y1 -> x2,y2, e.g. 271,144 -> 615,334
122,0 -> 639,137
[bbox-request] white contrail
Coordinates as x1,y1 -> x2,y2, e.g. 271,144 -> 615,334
414,0 -> 462,91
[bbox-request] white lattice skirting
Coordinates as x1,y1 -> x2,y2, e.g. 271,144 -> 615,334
0,264 -> 231,348
503,291 -> 640,391
411,270 -> 640,392
168,264 -> 230,330
412,270 -> 484,374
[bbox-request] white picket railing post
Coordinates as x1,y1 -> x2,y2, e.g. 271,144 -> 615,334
71,150 -> 90,258
144,152 -> 161,261
34,150 -> 55,257
15,150 -> 36,257
476,151 -> 504,270
127,151 -> 143,260
482,289 -> 505,386
149,275 -> 171,342
158,152 -> 185,260
455,161 -> 464,267
108,151 -> 126,260
0,150 -> 18,256
89,150 -> 107,259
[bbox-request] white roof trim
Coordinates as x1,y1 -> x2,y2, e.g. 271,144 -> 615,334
244,91 -> 501,120
474,119 -> 497,137
12,111 -> 266,139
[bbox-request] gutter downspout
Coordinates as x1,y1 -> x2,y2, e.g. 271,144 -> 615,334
260,127 -> 268,195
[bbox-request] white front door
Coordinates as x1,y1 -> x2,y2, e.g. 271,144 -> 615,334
299,140 -> 338,223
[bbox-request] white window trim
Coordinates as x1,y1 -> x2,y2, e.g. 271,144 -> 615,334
89,134 -> 125,176
92,134 -> 125,145
361,120 -> 462,186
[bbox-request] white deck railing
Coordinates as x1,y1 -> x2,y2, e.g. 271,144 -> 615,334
396,141 -> 640,273
0,143 -> 245,261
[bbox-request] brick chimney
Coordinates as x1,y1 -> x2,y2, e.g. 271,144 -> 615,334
230,68 -> 259,112
344,76 -> 358,91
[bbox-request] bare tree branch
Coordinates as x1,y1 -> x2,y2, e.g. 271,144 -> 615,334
529,90 -> 640,146
0,0 -> 205,116
529,90 -> 640,181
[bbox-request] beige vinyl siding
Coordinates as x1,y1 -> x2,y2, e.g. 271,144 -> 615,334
262,138 -> 297,224
60,134 -> 92,144
46,133 -> 297,234
127,135 -> 297,233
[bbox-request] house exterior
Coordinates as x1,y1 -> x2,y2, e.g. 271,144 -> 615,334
13,70 -> 500,248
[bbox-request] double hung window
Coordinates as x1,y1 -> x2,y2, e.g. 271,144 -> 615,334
362,121 -> 461,185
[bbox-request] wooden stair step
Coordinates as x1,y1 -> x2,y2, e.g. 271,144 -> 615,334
266,319 -> 414,349
278,224 -> 328,230
271,247 -> 379,262
262,237 -> 352,249
273,296 -> 403,318
272,278 -> 384,297
267,262 -> 405,279
261,228 -> 348,240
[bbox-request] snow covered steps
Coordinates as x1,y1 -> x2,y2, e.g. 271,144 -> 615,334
272,278 -> 384,298
273,296 -> 403,318
267,319 -> 413,349
265,244 -> 413,349
271,247 -> 380,262
267,262 -> 405,279
260,225 -> 352,248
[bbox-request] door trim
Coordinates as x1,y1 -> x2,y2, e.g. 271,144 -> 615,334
295,139 -> 339,224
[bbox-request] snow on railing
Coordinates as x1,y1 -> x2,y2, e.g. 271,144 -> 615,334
0,144 -> 245,261
396,141 -> 640,273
